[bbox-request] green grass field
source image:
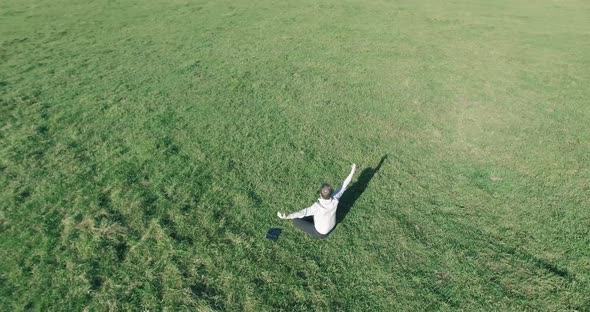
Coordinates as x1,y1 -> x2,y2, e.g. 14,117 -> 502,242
1,0 -> 589,310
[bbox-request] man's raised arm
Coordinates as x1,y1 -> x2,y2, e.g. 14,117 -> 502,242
332,163 -> 356,200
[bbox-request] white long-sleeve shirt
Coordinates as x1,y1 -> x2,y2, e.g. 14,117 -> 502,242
286,167 -> 355,234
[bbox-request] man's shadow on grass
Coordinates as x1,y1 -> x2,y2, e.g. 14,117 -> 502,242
336,155 -> 387,224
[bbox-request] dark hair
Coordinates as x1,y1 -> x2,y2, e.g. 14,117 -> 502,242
320,183 -> 333,200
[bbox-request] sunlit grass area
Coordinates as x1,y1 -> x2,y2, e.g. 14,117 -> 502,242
1,0 -> 589,310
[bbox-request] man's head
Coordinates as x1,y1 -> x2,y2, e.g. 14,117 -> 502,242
320,183 -> 333,200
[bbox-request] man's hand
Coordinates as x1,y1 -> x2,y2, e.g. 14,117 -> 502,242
277,212 -> 288,219
351,163 -> 356,172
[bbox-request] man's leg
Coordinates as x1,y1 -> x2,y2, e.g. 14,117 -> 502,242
292,217 -> 328,239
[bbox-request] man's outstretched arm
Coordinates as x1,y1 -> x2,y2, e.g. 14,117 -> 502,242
333,163 -> 356,200
277,204 -> 318,220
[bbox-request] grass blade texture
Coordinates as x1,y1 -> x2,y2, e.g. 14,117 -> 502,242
1,0 -> 589,310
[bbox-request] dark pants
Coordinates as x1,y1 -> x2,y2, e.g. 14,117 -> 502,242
292,217 -> 329,239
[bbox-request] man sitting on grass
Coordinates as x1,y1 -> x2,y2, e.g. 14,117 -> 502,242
277,164 -> 356,239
